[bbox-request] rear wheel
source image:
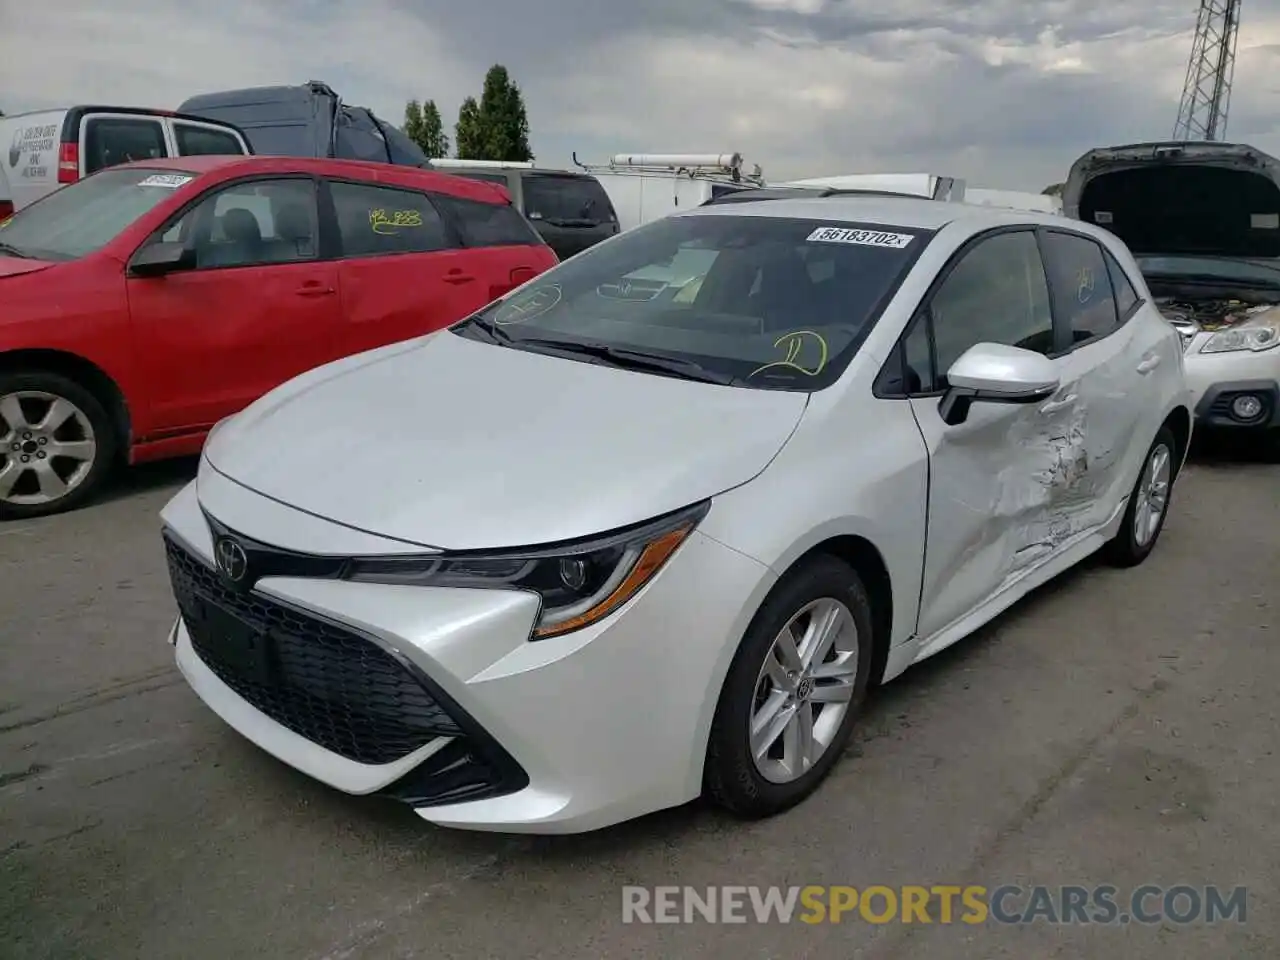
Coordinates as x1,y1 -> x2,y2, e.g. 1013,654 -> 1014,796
0,371 -> 117,520
704,555 -> 874,818
1103,425 -> 1177,568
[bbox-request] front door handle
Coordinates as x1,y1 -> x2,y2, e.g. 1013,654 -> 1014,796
443,270 -> 475,285
1040,394 -> 1078,414
1136,355 -> 1161,374
295,283 -> 335,297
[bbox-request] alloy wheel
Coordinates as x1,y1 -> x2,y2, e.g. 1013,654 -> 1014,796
1132,441 -> 1172,547
749,597 -> 860,784
0,391 -> 99,506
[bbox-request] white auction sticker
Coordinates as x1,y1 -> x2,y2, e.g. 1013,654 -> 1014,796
805,226 -> 914,248
137,174 -> 193,188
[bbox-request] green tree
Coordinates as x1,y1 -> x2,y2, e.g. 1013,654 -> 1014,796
1041,182 -> 1064,196
419,100 -> 449,158
454,96 -> 483,159
403,98 -> 449,158
475,65 -> 533,162
403,99 -> 425,149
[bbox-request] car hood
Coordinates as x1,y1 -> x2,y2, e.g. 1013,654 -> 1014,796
0,255 -> 56,279
204,331 -> 809,550
1062,141 -> 1280,259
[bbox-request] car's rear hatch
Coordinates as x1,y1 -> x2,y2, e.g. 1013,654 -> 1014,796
519,171 -> 619,258
1062,141 -> 1280,257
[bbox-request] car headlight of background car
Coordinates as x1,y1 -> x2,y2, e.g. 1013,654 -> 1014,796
344,501 -> 710,639
1200,323 -> 1280,354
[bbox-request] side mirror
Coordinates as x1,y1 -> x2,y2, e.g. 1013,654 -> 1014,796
938,342 -> 1059,426
128,241 -> 193,278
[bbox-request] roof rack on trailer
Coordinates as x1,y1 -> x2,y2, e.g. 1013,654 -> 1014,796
571,151 -> 765,185
702,186 -> 940,205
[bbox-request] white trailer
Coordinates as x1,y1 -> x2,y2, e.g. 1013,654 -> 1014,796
963,187 -> 1063,214
571,152 -> 765,231
773,173 -> 966,201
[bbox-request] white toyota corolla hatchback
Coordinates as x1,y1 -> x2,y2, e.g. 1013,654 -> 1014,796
160,194 -> 1192,833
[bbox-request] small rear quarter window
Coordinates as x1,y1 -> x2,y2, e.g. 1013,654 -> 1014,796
436,194 -> 544,248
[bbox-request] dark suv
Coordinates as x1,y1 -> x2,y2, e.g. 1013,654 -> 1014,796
433,165 -> 620,260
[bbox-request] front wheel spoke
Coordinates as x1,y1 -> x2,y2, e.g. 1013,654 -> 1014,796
47,439 -> 95,462
751,697 -> 793,760
809,680 -> 854,704
773,626 -> 804,674
38,398 -> 77,432
764,653 -> 796,694
783,703 -> 815,773
0,395 -> 27,432
33,461 -> 67,498
0,461 -> 23,499
799,602 -> 840,668
811,649 -> 857,680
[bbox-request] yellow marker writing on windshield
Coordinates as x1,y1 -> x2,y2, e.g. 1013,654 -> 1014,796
749,330 -> 830,378
369,209 -> 423,234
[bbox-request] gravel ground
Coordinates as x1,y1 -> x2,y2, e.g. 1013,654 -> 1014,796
1,442 -> 1277,959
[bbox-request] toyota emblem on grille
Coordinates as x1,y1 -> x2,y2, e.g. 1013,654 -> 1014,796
215,537 -> 249,583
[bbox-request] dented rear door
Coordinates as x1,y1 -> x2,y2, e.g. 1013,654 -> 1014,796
1036,228 -> 1148,531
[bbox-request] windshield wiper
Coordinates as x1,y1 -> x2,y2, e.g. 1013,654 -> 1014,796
456,314 -> 515,343
541,217 -> 598,228
0,242 -> 30,259
514,337 -> 740,385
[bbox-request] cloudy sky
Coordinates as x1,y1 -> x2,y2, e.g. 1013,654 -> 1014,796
4,0 -> 1280,189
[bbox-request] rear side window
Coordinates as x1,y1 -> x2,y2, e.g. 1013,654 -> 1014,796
84,118 -> 166,174
436,194 -> 542,247
174,123 -> 244,157
1040,231 -> 1120,344
1104,248 -> 1141,319
328,181 -> 451,257
521,173 -> 616,224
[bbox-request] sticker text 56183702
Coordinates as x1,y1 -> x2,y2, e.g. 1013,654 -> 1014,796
806,227 -> 914,249
137,174 -> 194,189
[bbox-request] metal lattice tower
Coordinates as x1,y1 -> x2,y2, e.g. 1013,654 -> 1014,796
1172,0 -> 1243,141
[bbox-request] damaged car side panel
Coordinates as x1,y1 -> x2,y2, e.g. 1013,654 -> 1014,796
884,220 -> 1189,653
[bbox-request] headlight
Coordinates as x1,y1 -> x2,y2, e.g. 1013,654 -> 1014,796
344,501 -> 709,639
1200,324 -> 1280,354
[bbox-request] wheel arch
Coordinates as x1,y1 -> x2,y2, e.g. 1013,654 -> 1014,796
0,349 -> 132,457
781,534 -> 894,687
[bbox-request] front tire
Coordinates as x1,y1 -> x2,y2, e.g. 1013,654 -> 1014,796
704,554 -> 875,819
1103,425 -> 1177,568
0,371 -> 117,521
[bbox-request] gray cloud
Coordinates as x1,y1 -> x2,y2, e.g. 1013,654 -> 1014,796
4,0 -> 1280,190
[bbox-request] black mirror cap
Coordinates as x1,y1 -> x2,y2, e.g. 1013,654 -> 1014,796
128,241 -> 192,277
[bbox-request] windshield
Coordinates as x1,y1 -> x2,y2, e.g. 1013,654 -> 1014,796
455,213 -> 932,390
0,167 -> 197,261
522,174 -> 616,225
1135,254 -> 1280,287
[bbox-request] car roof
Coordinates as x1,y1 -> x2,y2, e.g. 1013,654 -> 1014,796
689,193 -> 1086,234
110,155 -> 513,204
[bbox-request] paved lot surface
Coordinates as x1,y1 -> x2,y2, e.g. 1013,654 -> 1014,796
2,444 -> 1277,959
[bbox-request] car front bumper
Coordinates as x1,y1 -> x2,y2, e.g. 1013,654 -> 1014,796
161,478 -> 774,834
1184,346 -> 1280,431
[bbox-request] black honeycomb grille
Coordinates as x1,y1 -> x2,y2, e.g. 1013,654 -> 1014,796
165,535 -> 462,765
